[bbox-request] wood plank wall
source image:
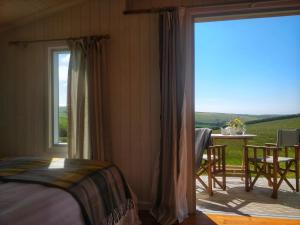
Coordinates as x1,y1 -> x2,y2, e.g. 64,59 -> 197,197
126,0 -> 300,9
0,0 -> 160,207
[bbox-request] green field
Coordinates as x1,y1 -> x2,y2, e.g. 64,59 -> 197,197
59,106 -> 68,143
195,112 -> 277,129
211,116 -> 300,165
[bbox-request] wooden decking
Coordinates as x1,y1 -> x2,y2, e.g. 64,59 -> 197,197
225,165 -> 244,177
196,177 -> 300,218
183,213 -> 300,225
140,211 -> 300,225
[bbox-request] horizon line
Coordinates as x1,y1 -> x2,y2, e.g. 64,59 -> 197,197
194,111 -> 300,116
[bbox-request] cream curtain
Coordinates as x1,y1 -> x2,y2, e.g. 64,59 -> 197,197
151,8 -> 190,225
67,40 -> 90,159
67,38 -> 108,161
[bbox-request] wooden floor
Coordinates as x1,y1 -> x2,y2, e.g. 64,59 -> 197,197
140,211 -> 300,225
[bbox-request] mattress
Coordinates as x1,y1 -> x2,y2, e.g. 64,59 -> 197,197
0,157 -> 140,225
0,181 -> 85,225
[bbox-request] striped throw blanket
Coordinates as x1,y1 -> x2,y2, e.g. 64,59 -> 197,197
0,157 -> 134,225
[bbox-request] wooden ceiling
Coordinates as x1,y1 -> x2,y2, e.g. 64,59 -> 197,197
1,0 -> 299,32
0,0 -> 86,32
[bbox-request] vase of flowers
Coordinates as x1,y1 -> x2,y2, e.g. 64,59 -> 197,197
226,118 -> 246,135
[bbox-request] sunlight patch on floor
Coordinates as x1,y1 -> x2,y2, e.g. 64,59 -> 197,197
196,177 -> 300,219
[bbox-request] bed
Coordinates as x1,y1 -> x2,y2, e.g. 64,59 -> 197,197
0,157 -> 140,225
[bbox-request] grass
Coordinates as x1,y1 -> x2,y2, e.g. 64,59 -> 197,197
59,106 -> 68,143
195,112 -> 278,129
212,116 -> 300,165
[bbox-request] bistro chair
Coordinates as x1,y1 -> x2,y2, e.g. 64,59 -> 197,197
265,129 -> 300,192
244,144 -> 299,199
195,128 -> 226,196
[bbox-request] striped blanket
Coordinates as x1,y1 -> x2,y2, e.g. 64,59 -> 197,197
0,157 -> 134,225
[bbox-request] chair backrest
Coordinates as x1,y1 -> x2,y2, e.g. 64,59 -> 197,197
277,129 -> 300,147
244,145 -> 281,164
195,128 -> 212,169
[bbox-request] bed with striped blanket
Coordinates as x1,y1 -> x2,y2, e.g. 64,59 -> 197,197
0,157 -> 140,225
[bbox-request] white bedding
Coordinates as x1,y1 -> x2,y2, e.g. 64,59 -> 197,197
0,181 -> 85,225
0,182 -> 140,225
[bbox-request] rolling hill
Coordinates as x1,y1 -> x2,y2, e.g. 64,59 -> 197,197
195,112 -> 299,129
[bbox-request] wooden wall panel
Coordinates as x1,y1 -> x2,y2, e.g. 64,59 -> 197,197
126,0 -> 300,8
0,0 -> 160,206
126,0 -> 242,9
0,0 -> 86,32
125,0 -> 300,15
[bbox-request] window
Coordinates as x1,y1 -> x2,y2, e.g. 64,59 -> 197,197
50,48 -> 70,148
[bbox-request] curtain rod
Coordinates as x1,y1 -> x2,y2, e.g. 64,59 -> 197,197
9,34 -> 110,46
123,0 -> 294,15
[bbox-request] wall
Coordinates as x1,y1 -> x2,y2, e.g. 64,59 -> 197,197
0,0 -> 160,207
125,0 -> 300,10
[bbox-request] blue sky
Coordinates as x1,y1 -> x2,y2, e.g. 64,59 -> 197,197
194,15 -> 300,115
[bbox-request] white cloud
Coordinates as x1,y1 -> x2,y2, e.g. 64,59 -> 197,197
59,54 -> 70,67
59,66 -> 68,81
58,53 -> 70,82
58,54 -> 70,107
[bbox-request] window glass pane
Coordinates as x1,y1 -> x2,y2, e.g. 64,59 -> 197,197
58,53 -> 70,144
52,50 -> 70,145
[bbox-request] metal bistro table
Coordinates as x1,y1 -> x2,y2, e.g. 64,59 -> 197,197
211,134 -> 257,178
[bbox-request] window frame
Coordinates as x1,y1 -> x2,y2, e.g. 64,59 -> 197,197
48,46 -> 70,153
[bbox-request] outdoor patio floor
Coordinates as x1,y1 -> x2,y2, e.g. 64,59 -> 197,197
196,177 -> 300,220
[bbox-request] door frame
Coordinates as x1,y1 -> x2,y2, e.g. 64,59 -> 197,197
187,2 -> 300,213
